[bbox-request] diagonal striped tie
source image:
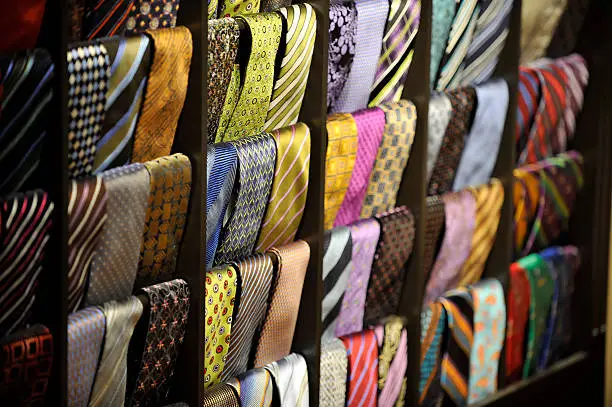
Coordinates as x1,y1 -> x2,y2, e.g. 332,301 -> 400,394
203,384 -> 240,406
264,4 -> 316,131
341,329 -> 379,407
420,302 -> 447,406
264,353 -> 309,406
516,67 -> 541,156
83,0 -> 136,39
227,367 -> 274,407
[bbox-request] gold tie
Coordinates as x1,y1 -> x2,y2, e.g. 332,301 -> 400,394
513,169 -> 541,254
324,114 -> 358,230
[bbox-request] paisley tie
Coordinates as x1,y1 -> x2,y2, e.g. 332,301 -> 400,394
327,4 -> 358,111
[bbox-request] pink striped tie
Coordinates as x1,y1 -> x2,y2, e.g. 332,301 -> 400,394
341,329 -> 379,407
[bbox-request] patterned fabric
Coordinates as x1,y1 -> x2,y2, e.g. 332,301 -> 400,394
216,65 -> 240,141
547,0 -> 591,56
68,0 -> 86,41
209,0 -> 219,18
419,302 -> 446,406
430,0 -> 457,88
67,43 -> 111,179
264,353 -> 309,406
505,262 -> 530,383
427,93 -> 454,183
328,4 -> 357,111
227,367 -> 274,407
203,384 -> 240,407
83,0 -> 136,39
364,207 -> 415,326
515,67 -> 541,156
132,27 -> 192,163
376,317 -> 408,407
341,329 -> 379,407
126,0 -> 179,33
0,0 -> 46,52
261,0 -> 291,11
513,169 -> 541,255
423,196 -> 446,277
219,0 -> 261,17
137,154 -> 191,287
320,338 -> 348,407
520,0 -> 568,63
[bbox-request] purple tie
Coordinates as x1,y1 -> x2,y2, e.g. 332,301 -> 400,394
424,190 -> 476,306
335,218 -> 381,337
334,108 -> 385,227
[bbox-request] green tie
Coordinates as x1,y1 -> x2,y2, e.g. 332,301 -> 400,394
219,0 -> 261,18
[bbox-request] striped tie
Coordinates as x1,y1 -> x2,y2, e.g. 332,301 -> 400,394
423,196 -> 446,277
341,329 -> 379,407
369,0 -> 421,106
419,302 -> 446,406
264,4 -> 316,131
227,367 -> 274,407
505,262 -> 530,384
320,338 -> 348,407
82,0 -> 136,39
264,354 -> 309,406
126,0 -> 180,33
427,93 -> 453,182
515,67 -> 541,156
376,317 -> 408,407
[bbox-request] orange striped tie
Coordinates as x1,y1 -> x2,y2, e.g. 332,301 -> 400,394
513,169 -> 541,255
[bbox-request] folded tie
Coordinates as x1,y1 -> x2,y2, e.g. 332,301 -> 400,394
419,302 -> 446,406
203,384 -> 240,407
341,329 -> 379,407
505,262 -> 531,384
126,0 -> 180,33
423,196 -> 446,277
320,338 -> 348,407
427,93 -> 453,183
264,354 -> 309,406
327,4 -> 358,111
376,317 -> 408,407
0,0 -> 46,52
227,367 -> 274,407
430,0 -> 457,89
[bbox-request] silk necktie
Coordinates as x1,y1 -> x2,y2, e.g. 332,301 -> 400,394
423,196 -> 446,278
264,4 -> 317,131
333,0 -> 389,113
467,278 -> 505,404
516,67 -> 541,156
68,0 -> 86,41
256,123 -> 311,252
327,4 -> 357,111
253,240 -> 309,367
520,0 -> 568,63
93,35 -> 152,173
453,80 -> 509,190
216,65 -> 241,142
68,307 -> 106,406
209,0 -> 219,18
538,248 -> 563,371
126,0 -> 179,33
341,329 -> 379,407
215,134 -> 276,264
207,19 -> 239,142
369,0 -> 421,106
0,50 -> 53,195
128,279 -> 190,406
361,100 -> 417,218
364,207 -> 415,327
505,262 -> 530,384
320,338 -> 348,407
0,324 -> 53,406
376,317 -> 408,407
430,0 -> 457,89
222,254 -> 274,381
420,302 -> 446,406
261,0 -> 291,11
205,265 -> 238,388
424,190 -> 476,306
67,43 -> 111,179
222,14 -> 282,141
0,191 -> 53,335
203,384 -> 240,407
335,218 -> 380,338
428,87 -> 476,196
322,227 -> 353,341
264,353 -> 309,406
324,114 -> 358,230
427,93 -> 453,183
227,367 -> 274,407
0,0 -> 46,52
513,169 -> 541,256
206,143 -> 237,269
219,0 -> 261,17
137,154 -> 191,288
86,163 -> 149,307
547,0 -> 591,57
68,176 -> 107,312
131,27 -> 192,163
83,0 -> 135,39
89,296 -> 143,407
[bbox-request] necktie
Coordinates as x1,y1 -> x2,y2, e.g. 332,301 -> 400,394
222,14 -> 282,141
341,329 -> 379,407
424,190 -> 476,306
419,302 -> 446,406
505,262 -> 530,384
376,317 -> 408,407
253,240 -> 309,367
131,27 -> 192,163
361,100 -> 417,218
320,338 -> 348,407
428,87 -> 476,196
68,307 -> 106,407
457,0 -> 513,86
203,384 -> 240,407
435,0 -> 481,91
207,19 -> 239,142
516,67 -> 541,156
430,0 -> 457,89
93,35 -> 152,173
0,324 -> 53,406
67,43 -> 111,179
423,196 -> 446,277
327,4 -> 357,111
322,227 -> 353,341
126,0 -> 179,33
467,278 -> 505,404
264,353 -> 309,406
256,123 -> 311,252
335,218 -> 380,338
215,65 -> 241,142
324,114 -> 358,230
205,265 -> 238,389
83,0 -> 135,39
68,176 -> 107,312
221,255 -> 274,381
369,0 -> 421,106
209,0 -> 218,18
227,368 -> 274,407
0,0 -> 46,52
513,169 -> 541,255
264,4 -> 317,131
520,0 -> 568,64
453,80 -> 509,190
333,0 -> 389,113
219,0 -> 260,17
137,154 -> 191,288
457,179 -> 504,286
206,143 -> 237,269
86,163 -> 150,307
0,50 -> 53,195
215,134 -> 276,264
427,93 -> 453,183
364,207 -> 415,327
129,279 -> 190,406
261,0 -> 291,11
0,191 -> 53,335
68,0 -> 86,41
89,297 -> 143,407
538,248 -> 564,371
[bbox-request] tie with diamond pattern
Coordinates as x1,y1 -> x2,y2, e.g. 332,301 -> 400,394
364,206 -> 415,326
93,35 -> 152,174
0,0 -> 46,52
256,123 -> 311,252
341,329 -> 379,407
86,163 -> 149,307
215,134 -> 276,264
320,338 -> 348,407
132,27 -> 192,163
264,4 -> 316,131
228,367 -> 274,407
137,154 -> 191,288
554,54 -> 588,153
125,0 -> 180,33
222,14 -> 282,141
376,317 -> 408,407
83,0 -> 136,39
361,100 -> 417,218
506,262 -> 530,384
264,354 -> 309,406
423,196 -> 446,277
67,43 -> 111,179
420,301 -> 446,406
369,0 -> 421,106
216,65 -> 241,142
203,384 -> 240,407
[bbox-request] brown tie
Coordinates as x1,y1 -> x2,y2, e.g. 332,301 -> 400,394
423,196 -> 446,277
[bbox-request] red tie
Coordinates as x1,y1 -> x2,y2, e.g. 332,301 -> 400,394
341,330 -> 379,407
505,262 -> 531,384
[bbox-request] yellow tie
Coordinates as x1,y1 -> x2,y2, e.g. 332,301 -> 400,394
513,169 -> 541,254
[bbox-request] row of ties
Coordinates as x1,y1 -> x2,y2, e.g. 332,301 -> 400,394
420,246 -> 579,406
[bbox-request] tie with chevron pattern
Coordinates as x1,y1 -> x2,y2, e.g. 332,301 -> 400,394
341,329 -> 379,407
327,3 -> 358,112
420,301 -> 446,406
228,367 -> 274,407
83,0 -> 136,39
264,354 -> 309,406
